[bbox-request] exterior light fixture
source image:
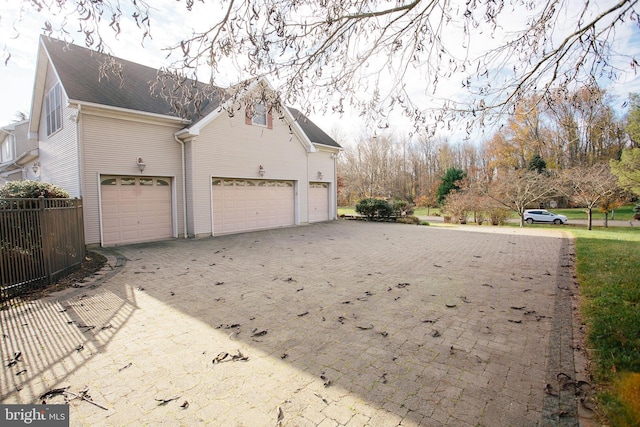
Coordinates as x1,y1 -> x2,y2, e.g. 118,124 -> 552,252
258,164 -> 265,177
136,157 -> 146,173
317,171 -> 323,180
31,162 -> 40,174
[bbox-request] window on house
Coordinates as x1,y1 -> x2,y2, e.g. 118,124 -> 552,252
1,138 -> 14,162
252,102 -> 268,126
45,83 -> 63,136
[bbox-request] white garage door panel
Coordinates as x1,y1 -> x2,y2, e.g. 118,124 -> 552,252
309,182 -> 330,222
212,178 -> 294,235
101,176 -> 172,245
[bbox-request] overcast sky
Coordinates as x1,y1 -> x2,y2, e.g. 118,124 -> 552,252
1,0 -> 639,143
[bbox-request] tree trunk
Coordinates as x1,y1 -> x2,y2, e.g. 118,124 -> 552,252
587,208 -> 592,231
605,213 -> 609,228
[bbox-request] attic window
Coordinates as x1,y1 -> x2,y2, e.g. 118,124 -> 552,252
45,83 -> 63,136
246,102 -> 273,129
252,102 -> 267,126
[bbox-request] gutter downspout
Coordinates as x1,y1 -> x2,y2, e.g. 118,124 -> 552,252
75,105 -> 83,196
333,152 -> 338,220
308,150 -> 311,225
174,134 -> 188,239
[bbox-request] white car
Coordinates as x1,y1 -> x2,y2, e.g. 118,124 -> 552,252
523,209 -> 568,224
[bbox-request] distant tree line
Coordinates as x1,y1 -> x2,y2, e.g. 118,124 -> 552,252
337,87 -> 639,228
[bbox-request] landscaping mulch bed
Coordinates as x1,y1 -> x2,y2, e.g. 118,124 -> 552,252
1,251 -> 107,309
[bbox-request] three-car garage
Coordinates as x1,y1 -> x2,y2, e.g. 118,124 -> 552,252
99,176 -> 331,245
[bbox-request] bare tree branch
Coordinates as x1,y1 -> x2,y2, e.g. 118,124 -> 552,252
5,0 -> 638,131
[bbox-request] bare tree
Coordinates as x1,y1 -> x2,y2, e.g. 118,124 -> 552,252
546,86 -> 626,167
12,111 -> 28,122
442,190 -> 472,224
486,170 -> 558,227
337,134 -> 399,203
560,163 -> 623,230
485,88 -> 626,176
442,183 -> 490,224
6,0 -> 638,131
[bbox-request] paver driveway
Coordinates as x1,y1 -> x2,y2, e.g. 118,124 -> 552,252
1,221 -> 583,426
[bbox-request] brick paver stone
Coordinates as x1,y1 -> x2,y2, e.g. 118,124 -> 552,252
1,221 -> 581,426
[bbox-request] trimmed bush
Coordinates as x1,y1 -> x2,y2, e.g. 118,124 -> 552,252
0,180 -> 70,199
488,208 -> 510,225
356,198 -> 393,220
392,199 -> 414,217
396,215 -> 420,224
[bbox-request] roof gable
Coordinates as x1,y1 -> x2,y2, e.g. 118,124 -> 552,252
183,77 -> 340,151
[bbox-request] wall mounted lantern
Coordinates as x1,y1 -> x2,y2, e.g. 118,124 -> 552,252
259,164 -> 265,177
317,171 -> 323,180
136,157 -> 146,173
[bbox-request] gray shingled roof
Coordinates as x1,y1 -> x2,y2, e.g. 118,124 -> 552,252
42,37 -> 221,121
42,37 -> 340,148
288,107 -> 341,148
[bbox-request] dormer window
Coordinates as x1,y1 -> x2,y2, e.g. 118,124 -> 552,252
45,83 -> 63,136
246,101 -> 273,129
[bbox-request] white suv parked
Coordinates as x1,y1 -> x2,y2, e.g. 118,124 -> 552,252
523,209 -> 568,224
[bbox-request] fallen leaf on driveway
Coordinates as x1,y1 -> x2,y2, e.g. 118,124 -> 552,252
118,363 -> 132,371
357,325 -> 374,330
155,396 -> 180,406
276,406 -> 284,425
6,351 -> 21,367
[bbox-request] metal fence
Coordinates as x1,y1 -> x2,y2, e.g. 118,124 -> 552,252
0,198 -> 85,301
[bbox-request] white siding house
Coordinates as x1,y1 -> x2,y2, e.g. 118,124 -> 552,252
0,119 -> 39,183
26,36 -> 341,246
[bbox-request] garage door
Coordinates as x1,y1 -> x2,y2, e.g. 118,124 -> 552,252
101,176 -> 172,245
212,178 -> 295,235
309,182 -> 330,222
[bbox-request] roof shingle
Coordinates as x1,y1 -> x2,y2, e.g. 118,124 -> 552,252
42,37 -> 340,148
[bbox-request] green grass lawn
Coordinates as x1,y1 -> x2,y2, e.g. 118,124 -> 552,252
570,227 -> 640,425
339,204 -> 636,221
553,204 -> 635,221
